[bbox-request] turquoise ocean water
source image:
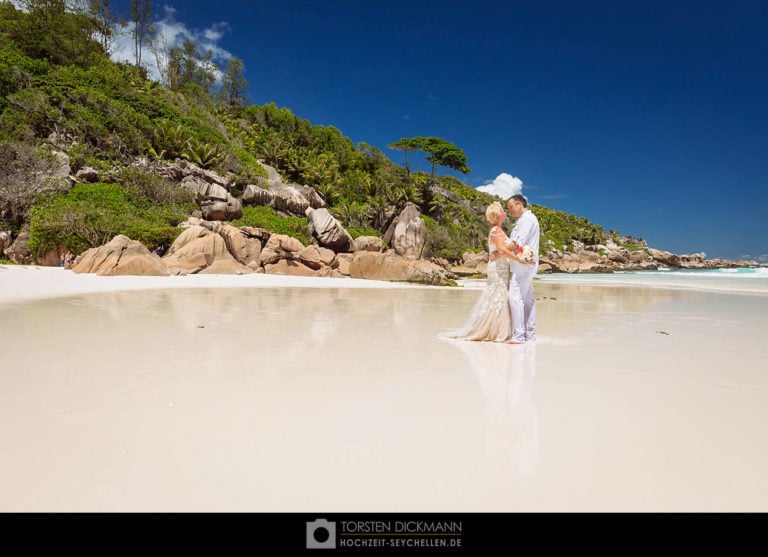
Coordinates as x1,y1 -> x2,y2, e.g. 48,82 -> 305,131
536,267 -> 768,295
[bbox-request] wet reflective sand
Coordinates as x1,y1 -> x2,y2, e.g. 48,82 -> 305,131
1,283 -> 767,511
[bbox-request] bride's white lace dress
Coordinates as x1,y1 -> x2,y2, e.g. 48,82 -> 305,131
440,228 -> 513,342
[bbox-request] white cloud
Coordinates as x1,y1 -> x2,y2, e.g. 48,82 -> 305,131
203,23 -> 229,42
110,6 -> 233,84
477,173 -> 524,200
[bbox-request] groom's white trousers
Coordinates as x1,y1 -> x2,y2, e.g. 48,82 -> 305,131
509,262 -> 537,342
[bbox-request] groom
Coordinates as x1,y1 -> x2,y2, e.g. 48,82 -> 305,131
506,194 -> 540,344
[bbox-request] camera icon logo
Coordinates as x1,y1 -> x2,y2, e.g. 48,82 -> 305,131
306,519 -> 336,549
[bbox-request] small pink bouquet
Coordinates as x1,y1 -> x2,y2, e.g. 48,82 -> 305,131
517,245 -> 535,263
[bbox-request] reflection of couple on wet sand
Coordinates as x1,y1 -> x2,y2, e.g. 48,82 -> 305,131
448,339 -> 539,474
441,195 -> 541,344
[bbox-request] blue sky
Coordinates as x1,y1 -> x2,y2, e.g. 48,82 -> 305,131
106,0 -> 767,260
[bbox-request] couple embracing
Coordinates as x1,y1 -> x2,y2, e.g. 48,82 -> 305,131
442,194 -> 540,344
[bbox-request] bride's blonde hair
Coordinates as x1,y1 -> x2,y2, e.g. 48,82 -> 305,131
485,201 -> 505,224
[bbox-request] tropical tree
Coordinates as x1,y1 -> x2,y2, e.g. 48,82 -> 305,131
415,136 -> 470,183
17,0 -> 99,66
389,136 -> 470,186
388,137 -> 421,177
129,0 -> 152,68
219,56 -> 248,113
87,0 -> 117,55
167,39 -> 216,93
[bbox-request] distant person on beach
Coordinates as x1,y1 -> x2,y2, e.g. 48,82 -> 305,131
440,202 -> 533,342
505,194 -> 541,344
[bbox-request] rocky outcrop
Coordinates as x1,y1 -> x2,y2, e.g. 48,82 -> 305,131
349,251 -> 454,285
181,175 -> 225,199
243,183 -> 310,216
334,253 -> 354,276
298,245 -> 336,270
202,194 -> 242,221
462,252 -> 488,268
305,207 -> 354,253
0,230 -> 12,256
428,185 -> 471,208
679,253 -> 708,269
72,235 -> 169,276
50,150 -> 74,191
296,185 -> 327,210
35,246 -> 68,267
162,158 -> 235,189
180,218 -> 264,267
181,175 -> 242,221
352,236 -> 384,253
538,239 -> 756,274
47,131 -> 76,151
5,225 -> 31,264
133,158 -> 240,221
647,248 -> 681,268
256,162 -> 283,188
163,226 -> 230,274
265,259 -> 327,277
197,256 -> 254,275
450,251 -> 489,276
241,184 -> 272,206
383,203 -> 427,260
75,166 -> 99,183
242,162 -> 325,216
259,233 -> 305,265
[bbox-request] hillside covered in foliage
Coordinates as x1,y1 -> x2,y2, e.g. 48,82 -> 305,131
0,0 -> 620,266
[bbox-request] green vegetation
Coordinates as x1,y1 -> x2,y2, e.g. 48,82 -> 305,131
389,136 -> 470,182
232,205 -> 310,245
346,227 -> 380,239
0,0 -> 619,266
533,204 -> 605,252
0,141 -> 70,229
28,179 -> 194,256
621,242 -> 644,252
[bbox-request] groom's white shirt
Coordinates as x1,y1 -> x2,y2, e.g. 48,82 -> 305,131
507,209 -> 540,342
507,210 -> 540,263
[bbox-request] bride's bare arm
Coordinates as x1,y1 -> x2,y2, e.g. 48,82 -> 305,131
490,228 -> 525,262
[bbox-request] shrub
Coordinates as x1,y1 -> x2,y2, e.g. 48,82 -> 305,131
225,146 -> 268,188
621,243 -> 644,252
182,137 -> 226,169
0,43 -> 49,112
0,141 -> 69,227
423,217 -> 468,262
148,120 -> 189,161
232,205 -> 310,244
29,182 -> 192,257
115,169 -> 196,211
347,227 -> 380,239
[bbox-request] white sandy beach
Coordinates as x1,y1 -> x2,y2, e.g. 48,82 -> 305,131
1,265 -> 767,511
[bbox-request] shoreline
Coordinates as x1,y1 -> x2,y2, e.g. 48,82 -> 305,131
536,271 -> 768,297
0,264 -> 437,306
2,264 -> 766,306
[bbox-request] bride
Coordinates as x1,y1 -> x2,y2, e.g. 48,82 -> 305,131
441,202 -> 531,343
